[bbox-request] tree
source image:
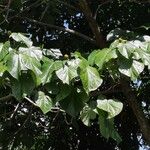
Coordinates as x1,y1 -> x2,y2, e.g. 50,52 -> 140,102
0,0 -> 150,149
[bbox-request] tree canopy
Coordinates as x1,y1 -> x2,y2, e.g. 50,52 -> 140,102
0,0 -> 150,150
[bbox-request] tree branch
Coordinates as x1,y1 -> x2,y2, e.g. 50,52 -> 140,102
90,84 -> 121,97
17,17 -> 96,45
0,94 -> 14,102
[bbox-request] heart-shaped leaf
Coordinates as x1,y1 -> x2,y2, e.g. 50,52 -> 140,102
97,99 -> 123,119
36,91 -> 52,114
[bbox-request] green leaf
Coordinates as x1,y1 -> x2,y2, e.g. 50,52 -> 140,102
118,57 -> 144,81
44,82 -> 60,95
10,33 -> 33,47
40,58 -> 55,84
56,60 -> 79,84
80,65 -> 102,93
88,50 -> 98,66
0,62 -> 7,77
80,105 -> 96,126
43,48 -> 63,58
55,84 -> 72,102
98,109 -> 122,143
6,52 -> 42,79
11,72 -> 36,100
36,91 -> 52,114
117,42 -> 135,59
0,42 -> 10,61
19,46 -> 43,61
60,89 -> 87,116
97,98 -> 123,119
95,48 -> 117,69
53,60 -> 64,70
134,47 -> 150,69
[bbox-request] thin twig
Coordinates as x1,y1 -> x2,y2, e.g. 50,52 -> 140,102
5,0 -> 13,22
51,110 -> 60,125
56,0 -> 78,10
9,103 -> 20,119
14,113 -> 30,135
94,0 -> 111,19
24,96 -> 37,106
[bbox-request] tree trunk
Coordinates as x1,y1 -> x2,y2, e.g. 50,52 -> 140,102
121,79 -> 150,145
79,0 -> 106,48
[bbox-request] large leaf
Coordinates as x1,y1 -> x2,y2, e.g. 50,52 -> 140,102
118,57 -> 144,81
6,52 -> 41,79
60,89 -> 87,116
40,58 -> 55,84
80,105 -> 96,126
19,46 -> 43,61
134,47 -> 150,69
55,84 -> 72,102
36,91 -> 52,114
43,48 -> 63,58
95,48 -> 117,69
56,59 -> 79,84
80,65 -> 102,93
10,33 -> 33,47
88,50 -> 98,66
117,42 -> 135,59
97,98 -> 123,119
98,109 -> 122,143
11,72 -> 36,100
0,42 -> 10,61
0,62 -> 7,77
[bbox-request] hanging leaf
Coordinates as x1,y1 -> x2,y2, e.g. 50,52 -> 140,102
10,33 -> 33,47
0,62 -> 7,77
0,42 -> 10,61
80,105 -> 96,126
60,89 -> 87,116
36,91 -> 52,114
134,48 -> 150,69
44,82 -> 60,95
80,65 -> 102,93
40,58 -> 55,84
97,98 -> 123,119
56,59 -> 79,84
95,48 -> 117,69
42,48 -> 63,58
55,84 -> 72,102
6,52 -> 42,79
88,50 -> 98,66
11,72 -> 36,100
117,42 -> 135,59
118,57 -> 144,81
98,109 -> 122,143
19,46 -> 43,61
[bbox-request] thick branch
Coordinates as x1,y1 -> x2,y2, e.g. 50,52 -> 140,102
0,94 -> 14,102
79,0 -> 106,48
17,17 -> 96,45
121,79 -> 150,145
90,84 -> 121,97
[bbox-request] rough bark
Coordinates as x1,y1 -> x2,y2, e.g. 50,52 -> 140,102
121,79 -> 150,145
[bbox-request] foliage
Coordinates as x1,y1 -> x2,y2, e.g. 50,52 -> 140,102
0,0 -> 150,150
0,32 -> 149,148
